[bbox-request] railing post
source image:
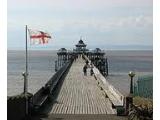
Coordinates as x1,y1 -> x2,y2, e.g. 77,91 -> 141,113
55,60 -> 58,71
105,57 -> 108,76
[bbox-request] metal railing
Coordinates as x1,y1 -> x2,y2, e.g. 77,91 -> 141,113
133,75 -> 153,99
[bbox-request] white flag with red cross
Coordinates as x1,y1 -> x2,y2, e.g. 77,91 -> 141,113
28,29 -> 52,45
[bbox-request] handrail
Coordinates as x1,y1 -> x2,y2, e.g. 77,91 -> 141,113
32,60 -> 73,106
83,55 -> 124,107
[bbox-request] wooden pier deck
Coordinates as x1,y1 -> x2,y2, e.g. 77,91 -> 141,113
47,57 -> 116,115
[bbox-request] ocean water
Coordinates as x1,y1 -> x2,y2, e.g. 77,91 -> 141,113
106,50 -> 153,73
7,50 -> 57,96
7,50 -> 153,96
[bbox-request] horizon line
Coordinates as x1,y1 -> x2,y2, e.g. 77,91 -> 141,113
7,49 -> 153,51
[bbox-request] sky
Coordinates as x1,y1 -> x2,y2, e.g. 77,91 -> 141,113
8,0 -> 153,50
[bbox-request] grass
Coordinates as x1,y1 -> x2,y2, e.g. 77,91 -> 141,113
133,96 -> 153,109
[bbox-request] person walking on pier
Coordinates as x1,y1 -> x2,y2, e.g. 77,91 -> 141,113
83,64 -> 88,76
90,63 -> 94,76
90,68 -> 94,76
86,60 -> 89,65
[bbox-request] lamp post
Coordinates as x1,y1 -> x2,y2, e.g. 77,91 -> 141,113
128,71 -> 135,95
125,71 -> 136,115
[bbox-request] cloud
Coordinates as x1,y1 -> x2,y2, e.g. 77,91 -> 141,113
8,0 -> 152,17
8,14 -> 152,31
7,0 -> 152,49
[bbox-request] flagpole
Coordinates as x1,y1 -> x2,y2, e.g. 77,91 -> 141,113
24,25 -> 28,94
23,25 -> 29,116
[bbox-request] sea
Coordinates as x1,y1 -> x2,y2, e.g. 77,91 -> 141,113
7,50 -> 153,96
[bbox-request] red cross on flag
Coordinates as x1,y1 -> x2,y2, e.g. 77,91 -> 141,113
28,29 -> 52,45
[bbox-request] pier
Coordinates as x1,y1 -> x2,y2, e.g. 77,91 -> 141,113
49,57 -> 115,114
8,39 -> 129,120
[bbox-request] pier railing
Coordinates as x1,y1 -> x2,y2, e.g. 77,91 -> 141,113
93,67 -> 124,106
83,55 -> 125,107
133,75 -> 153,99
7,60 -> 73,120
32,60 -> 73,108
